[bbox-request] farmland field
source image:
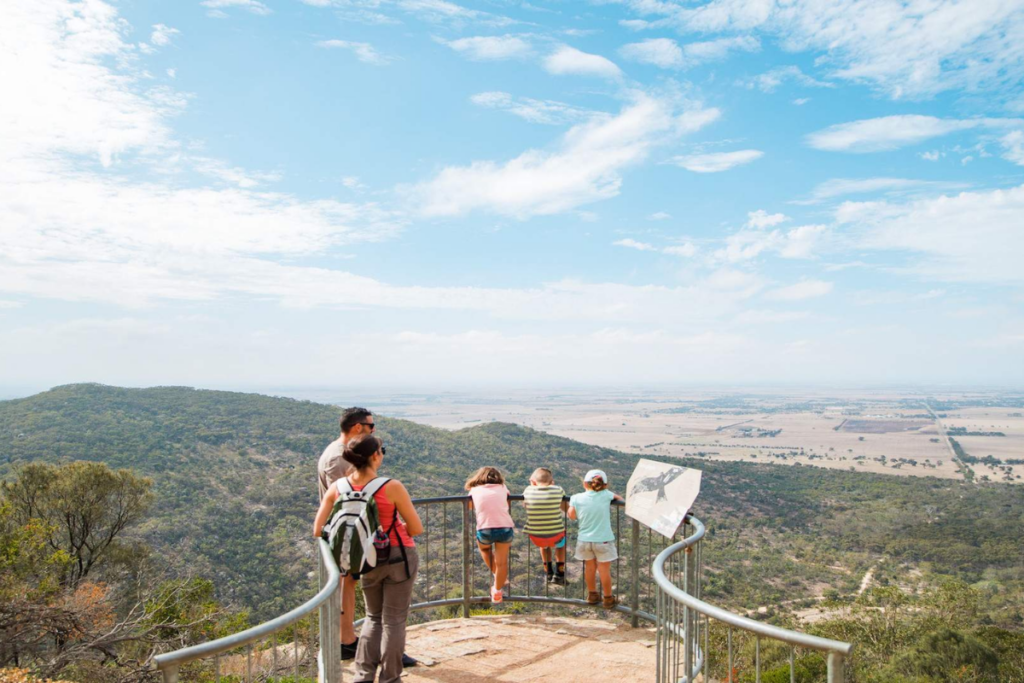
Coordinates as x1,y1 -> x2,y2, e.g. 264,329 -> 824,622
361,388 -> 1024,484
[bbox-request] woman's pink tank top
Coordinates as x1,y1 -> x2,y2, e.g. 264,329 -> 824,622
349,479 -> 415,547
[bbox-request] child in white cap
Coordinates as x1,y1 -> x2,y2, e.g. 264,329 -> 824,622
568,469 -> 624,608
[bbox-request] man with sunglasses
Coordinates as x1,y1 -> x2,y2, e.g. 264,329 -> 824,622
317,407 -> 418,667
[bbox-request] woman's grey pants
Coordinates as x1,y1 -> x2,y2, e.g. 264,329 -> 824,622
352,546 -> 419,683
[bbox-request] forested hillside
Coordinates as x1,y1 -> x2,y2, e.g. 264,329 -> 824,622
3,384 -> 1024,680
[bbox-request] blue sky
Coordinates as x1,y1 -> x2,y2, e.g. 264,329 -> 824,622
1,0 -> 1024,391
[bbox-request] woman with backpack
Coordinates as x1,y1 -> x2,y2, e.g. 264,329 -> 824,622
314,434 -> 423,683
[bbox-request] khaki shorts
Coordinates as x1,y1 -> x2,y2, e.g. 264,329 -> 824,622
575,540 -> 618,563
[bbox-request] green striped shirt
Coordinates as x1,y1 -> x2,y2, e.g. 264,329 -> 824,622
523,484 -> 566,537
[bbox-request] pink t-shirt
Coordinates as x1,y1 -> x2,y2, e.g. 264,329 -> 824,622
470,483 -> 514,530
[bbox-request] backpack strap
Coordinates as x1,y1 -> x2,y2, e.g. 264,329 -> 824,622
361,476 -> 391,498
335,477 -> 354,495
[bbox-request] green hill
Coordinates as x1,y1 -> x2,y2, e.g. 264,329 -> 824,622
2,383 -> 1023,636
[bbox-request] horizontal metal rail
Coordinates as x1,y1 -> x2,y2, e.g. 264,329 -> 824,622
653,516 -> 852,683
152,538 -> 340,682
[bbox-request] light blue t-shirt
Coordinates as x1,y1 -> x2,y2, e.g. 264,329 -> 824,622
570,489 -> 615,543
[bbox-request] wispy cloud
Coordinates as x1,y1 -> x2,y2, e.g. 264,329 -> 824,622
671,149 -> 763,173
469,91 -> 592,125
806,115 -> 1022,152
842,183 -> 1024,284
201,0 -> 271,16
613,238 -> 656,251
737,65 -> 833,93
440,35 -> 531,60
409,93 -> 720,217
318,40 -> 393,65
620,36 -> 759,69
668,0 -> 1024,98
764,279 -> 834,301
150,24 -> 180,47
543,46 -> 622,79
797,177 -> 970,204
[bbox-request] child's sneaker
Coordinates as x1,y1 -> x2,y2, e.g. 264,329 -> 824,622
551,574 -> 566,586
602,595 -> 617,609
491,585 -> 503,603
587,591 -> 600,605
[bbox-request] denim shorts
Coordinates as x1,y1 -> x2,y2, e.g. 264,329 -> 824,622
476,527 -> 514,545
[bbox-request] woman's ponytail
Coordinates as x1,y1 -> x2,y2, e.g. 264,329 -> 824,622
343,434 -> 382,470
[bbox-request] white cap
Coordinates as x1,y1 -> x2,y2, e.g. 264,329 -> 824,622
584,469 -> 607,483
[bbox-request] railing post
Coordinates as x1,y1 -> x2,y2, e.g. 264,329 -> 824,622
319,550 -> 342,683
630,518 -> 640,628
684,546 -> 696,682
462,498 -> 472,618
827,652 -> 845,683
162,665 -> 179,683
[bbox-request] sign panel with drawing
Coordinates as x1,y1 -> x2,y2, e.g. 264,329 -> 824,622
625,458 -> 702,539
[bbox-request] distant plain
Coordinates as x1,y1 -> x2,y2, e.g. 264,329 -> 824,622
364,389 -> 1024,485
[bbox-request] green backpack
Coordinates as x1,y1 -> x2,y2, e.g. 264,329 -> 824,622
321,477 -> 391,576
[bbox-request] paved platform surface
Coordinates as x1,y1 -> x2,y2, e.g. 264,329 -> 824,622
342,614 -> 657,682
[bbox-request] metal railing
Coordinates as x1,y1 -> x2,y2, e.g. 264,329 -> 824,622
401,494 -> 664,627
152,538 -> 342,682
653,516 -> 853,683
152,494 -> 851,682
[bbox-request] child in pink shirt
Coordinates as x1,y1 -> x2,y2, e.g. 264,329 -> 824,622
465,467 -> 514,603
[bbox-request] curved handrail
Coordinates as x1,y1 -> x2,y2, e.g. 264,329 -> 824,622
652,518 -> 853,656
153,538 -> 340,673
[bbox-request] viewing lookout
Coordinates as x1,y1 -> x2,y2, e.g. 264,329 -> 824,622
153,496 -> 852,682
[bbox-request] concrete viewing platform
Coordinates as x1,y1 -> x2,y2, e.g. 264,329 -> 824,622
346,614 -> 656,682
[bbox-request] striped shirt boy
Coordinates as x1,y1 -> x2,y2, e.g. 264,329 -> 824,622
523,483 -> 566,540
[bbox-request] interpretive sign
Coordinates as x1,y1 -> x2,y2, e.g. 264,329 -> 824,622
625,458 -> 702,539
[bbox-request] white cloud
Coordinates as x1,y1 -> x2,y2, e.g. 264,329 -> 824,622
317,40 -> 392,65
778,224 -> 828,258
409,93 -> 720,217
0,300 -> 24,309
397,0 -> 516,26
543,46 -> 622,79
672,149 -> 763,173
201,0 -> 271,16
680,35 -> 760,66
733,309 -> 808,325
765,279 -> 834,301
738,65 -> 833,93
841,184 -> 1024,284
670,0 -> 1024,98
167,68 -> 177,79
792,97 -> 809,105
619,38 -> 683,68
1002,131 -> 1024,166
745,209 -> 787,229
150,24 -> 180,47
800,177 -> 969,203
191,157 -> 283,188
614,238 -> 698,257
613,238 -> 656,251
441,35 -> 531,60
620,36 -> 760,69
919,150 -> 942,161
663,242 -> 697,257
806,115 -> 1022,153
469,91 -> 591,125
648,211 -> 671,220
714,212 -> 828,263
